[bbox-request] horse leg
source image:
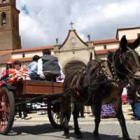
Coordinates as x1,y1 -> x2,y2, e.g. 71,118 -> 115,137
113,99 -> 131,140
61,96 -> 71,138
73,102 -> 82,138
93,102 -> 101,140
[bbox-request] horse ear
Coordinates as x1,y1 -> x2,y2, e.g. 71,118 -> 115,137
89,52 -> 92,60
129,36 -> 140,49
120,35 -> 128,52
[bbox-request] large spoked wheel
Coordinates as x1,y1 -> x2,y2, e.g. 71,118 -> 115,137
0,87 -> 15,135
48,101 -> 63,129
48,100 -> 71,129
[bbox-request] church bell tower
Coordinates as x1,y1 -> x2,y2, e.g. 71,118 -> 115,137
0,0 -> 21,51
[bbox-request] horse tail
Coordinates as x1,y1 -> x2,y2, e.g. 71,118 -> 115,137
89,52 -> 92,60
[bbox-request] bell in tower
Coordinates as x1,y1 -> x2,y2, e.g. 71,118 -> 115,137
1,0 -> 16,6
0,0 -> 21,51
2,0 -> 6,4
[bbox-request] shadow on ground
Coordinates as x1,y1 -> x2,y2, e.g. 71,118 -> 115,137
11,123 -> 65,136
69,131 -> 122,140
9,123 -> 125,140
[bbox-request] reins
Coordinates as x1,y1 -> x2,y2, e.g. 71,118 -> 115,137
111,47 -> 140,80
64,47 -> 140,104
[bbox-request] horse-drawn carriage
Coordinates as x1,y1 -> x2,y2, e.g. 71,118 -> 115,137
1,35 -> 140,140
0,79 -> 65,135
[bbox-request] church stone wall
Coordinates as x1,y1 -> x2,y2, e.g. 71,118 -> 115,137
61,31 -> 88,51
54,30 -> 95,71
55,50 -> 91,70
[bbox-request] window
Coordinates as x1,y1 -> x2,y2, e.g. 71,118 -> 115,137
2,0 -> 6,4
1,12 -> 6,26
104,45 -> 107,49
22,53 -> 25,58
137,33 -> 140,37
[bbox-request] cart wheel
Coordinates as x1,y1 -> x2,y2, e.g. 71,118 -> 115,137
0,87 -> 15,135
48,101 -> 71,129
48,101 -> 63,129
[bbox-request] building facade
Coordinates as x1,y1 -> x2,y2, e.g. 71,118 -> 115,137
0,0 -> 21,51
54,29 -> 95,72
0,0 -> 140,77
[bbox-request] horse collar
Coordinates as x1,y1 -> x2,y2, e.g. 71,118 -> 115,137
106,60 -> 128,86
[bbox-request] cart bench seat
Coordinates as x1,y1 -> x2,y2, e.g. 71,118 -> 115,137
22,80 -> 63,95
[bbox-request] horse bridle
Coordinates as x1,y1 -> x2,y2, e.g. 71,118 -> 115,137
112,47 -> 140,80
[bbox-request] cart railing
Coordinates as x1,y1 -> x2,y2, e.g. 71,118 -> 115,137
22,80 -> 63,95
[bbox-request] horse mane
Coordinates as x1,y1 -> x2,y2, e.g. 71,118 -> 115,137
64,62 -> 86,89
89,52 -> 92,60
107,51 -> 114,63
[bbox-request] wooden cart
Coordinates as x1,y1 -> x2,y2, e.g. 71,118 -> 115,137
0,80 -> 67,135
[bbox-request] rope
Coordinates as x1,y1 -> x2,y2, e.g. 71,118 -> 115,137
84,79 -> 116,87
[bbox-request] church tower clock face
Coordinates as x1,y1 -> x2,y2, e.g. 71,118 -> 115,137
71,37 -> 76,45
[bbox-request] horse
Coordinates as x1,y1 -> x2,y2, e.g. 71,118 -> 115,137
60,35 -> 140,140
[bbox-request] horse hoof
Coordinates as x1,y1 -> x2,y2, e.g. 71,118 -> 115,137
77,134 -> 82,139
66,135 -> 70,139
94,137 -> 101,140
123,138 -> 131,140
93,135 -> 101,140
62,133 -> 70,139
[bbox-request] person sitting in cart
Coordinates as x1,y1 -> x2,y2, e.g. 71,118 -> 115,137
0,61 -> 14,87
27,55 -> 40,80
8,60 -> 29,84
1,61 -> 13,80
38,49 -> 65,82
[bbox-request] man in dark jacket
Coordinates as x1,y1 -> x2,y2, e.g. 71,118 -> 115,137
38,49 -> 64,81
127,84 -> 140,119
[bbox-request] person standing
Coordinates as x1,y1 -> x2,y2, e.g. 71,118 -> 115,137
127,84 -> 140,120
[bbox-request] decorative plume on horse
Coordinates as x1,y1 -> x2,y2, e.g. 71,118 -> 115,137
61,35 -> 140,140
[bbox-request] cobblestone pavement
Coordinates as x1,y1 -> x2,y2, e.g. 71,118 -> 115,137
7,104 -> 139,140
0,120 -> 136,140
0,104 -> 139,140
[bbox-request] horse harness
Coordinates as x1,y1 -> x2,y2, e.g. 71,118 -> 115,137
66,47 -> 140,104
108,47 -> 140,85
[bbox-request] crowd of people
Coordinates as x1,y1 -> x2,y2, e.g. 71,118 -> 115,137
1,49 -> 64,84
0,49 -> 65,119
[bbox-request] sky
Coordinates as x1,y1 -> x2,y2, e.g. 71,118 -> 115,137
17,0 -> 140,48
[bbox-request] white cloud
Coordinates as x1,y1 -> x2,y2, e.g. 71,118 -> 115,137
20,13 -> 48,48
16,0 -> 140,48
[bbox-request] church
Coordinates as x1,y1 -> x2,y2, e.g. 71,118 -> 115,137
0,0 -> 140,76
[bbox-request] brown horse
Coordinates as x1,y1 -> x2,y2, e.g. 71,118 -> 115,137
61,35 -> 140,140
